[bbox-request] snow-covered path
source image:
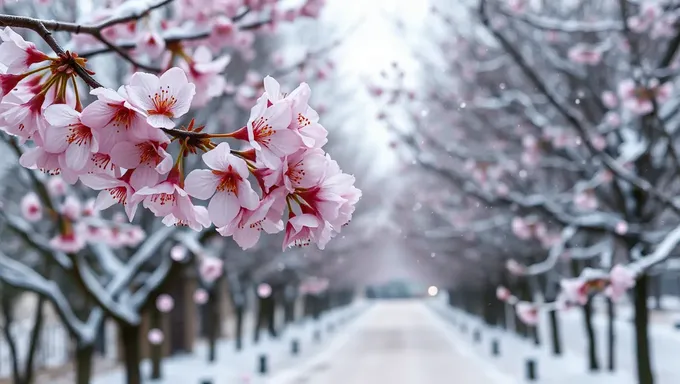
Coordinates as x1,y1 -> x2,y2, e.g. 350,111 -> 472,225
272,300 -> 513,384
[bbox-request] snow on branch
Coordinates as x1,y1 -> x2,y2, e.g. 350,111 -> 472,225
522,226 -> 576,275
129,256 -> 174,310
628,223 -> 680,275
0,211 -> 72,269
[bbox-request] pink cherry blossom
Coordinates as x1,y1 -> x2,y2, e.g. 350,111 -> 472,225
507,0 -> 526,13
606,264 -> 636,301
47,176 -> 68,197
257,283 -> 272,298
496,286 -> 511,301
262,148 -> 326,193
515,302 -> 538,325
282,213 -> 320,249
601,91 -> 618,109
199,256 -> 223,283
170,244 -> 187,261
134,170 -> 211,231
567,44 -> 602,65
82,198 -> 99,217
80,171 -> 143,221
262,77 -> 328,148
511,217 -> 531,239
0,93 -> 48,143
605,111 -> 621,127
50,231 -> 86,253
181,46 -> 230,107
574,189 -> 598,211
193,289 -> 209,304
184,142 -> 260,228
216,188 -> 286,250
125,67 -> 196,128
0,27 -> 50,73
61,196 -> 82,221
148,329 -> 164,345
615,221 -> 628,235
135,30 -> 166,59
560,279 -> 588,305
241,98 -> 299,168
628,2 -> 661,32
110,139 -> 173,190
20,192 -> 42,222
80,87 -> 152,152
43,104 -> 99,172
156,294 -> 175,312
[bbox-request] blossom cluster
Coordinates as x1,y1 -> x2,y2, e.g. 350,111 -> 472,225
20,177 -> 146,252
0,27 -> 360,252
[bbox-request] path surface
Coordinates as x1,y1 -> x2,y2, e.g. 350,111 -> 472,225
273,300 -> 509,384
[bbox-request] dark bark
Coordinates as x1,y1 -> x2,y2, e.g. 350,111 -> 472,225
548,309 -> 562,356
634,273 -> 654,384
207,289 -> 219,363
583,299 -> 600,371
235,305 -> 244,351
120,324 -> 142,384
75,345 -> 94,384
2,294 -> 21,384
22,296 -> 45,384
1,293 -> 46,384
149,307 -> 162,379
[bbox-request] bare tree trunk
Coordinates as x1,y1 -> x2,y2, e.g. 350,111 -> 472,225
634,273 -> 654,384
23,296 -> 46,384
207,289 -> 219,363
234,305 -> 244,351
149,307 -> 162,379
2,294 -> 22,384
120,324 -> 142,384
75,345 -> 94,384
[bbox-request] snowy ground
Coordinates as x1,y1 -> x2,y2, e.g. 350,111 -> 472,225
269,300 -> 513,384
80,300 -> 370,384
428,294 -> 680,384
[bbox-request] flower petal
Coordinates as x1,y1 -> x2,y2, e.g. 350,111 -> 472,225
184,169 -> 219,199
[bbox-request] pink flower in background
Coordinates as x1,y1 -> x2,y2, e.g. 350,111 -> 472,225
568,44 -> 602,65
615,221 -> 629,235
605,112 -> 621,127
591,135 -> 607,151
184,143 -> 260,228
574,189 -> 598,211
47,176 -> 68,197
516,302 -> 539,325
50,231 -> 86,253
181,46 -> 230,107
602,91 -> 618,108
148,329 -> 164,345
21,192 -> 42,222
170,244 -> 187,261
257,283 -> 272,298
606,264 -> 636,301
507,0 -> 526,14
156,294 -> 175,312
496,286 -> 511,301
135,30 -> 166,59
618,78 -> 672,115
60,196 -> 82,221
125,67 -> 195,128
193,289 -> 209,304
199,256 -> 223,283
560,279 -> 588,305
82,198 -> 99,217
628,2 -> 661,32
511,217 -> 532,239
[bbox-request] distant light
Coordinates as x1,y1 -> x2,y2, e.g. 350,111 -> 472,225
428,286 -> 439,296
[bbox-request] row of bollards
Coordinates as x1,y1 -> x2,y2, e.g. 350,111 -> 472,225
256,318 -> 338,376
452,311 -> 536,382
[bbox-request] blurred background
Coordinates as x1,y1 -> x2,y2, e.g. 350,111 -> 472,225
1,0 -> 680,383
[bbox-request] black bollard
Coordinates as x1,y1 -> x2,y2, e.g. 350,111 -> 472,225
491,339 -> 500,356
200,380 -> 213,384
291,339 -> 300,355
258,355 -> 268,375
525,358 -> 537,381
473,329 -> 481,343
313,330 -> 321,342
